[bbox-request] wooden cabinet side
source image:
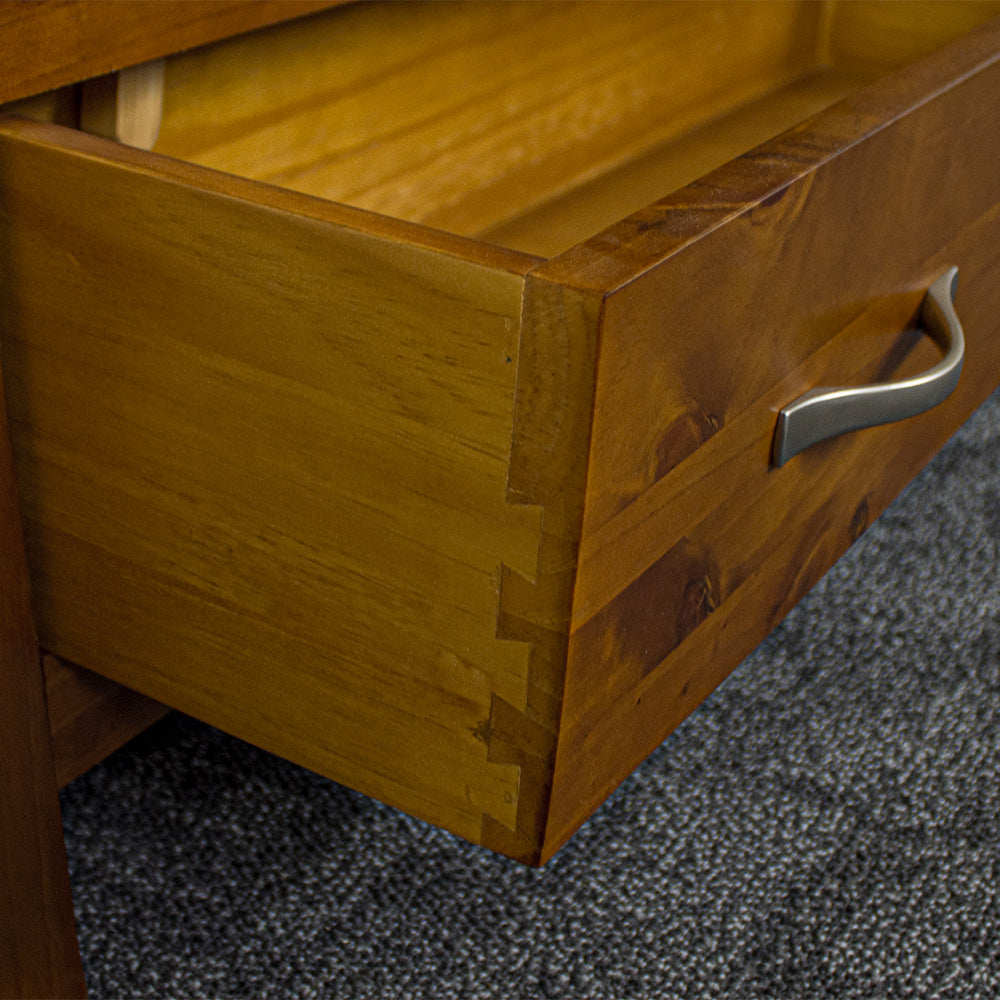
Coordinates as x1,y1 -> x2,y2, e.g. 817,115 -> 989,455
0,350 -> 86,998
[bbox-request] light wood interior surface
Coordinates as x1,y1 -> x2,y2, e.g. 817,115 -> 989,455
152,0 -> 1000,258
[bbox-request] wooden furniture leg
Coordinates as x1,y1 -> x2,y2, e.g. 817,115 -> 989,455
0,358 -> 86,998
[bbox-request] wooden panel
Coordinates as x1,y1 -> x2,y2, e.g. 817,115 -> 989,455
481,66 -> 875,258
540,19 -> 1000,855
152,1 -> 828,239
827,1 -> 1000,72
44,655 -> 169,789
0,1 -> 338,104
0,354 -> 85,998
79,59 -> 166,150
487,275 -> 603,863
0,118 -> 544,848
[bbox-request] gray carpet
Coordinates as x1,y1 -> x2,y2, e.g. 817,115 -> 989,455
61,390 -> 1000,999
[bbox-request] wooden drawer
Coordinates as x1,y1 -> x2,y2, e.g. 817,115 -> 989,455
2,1 -> 1000,864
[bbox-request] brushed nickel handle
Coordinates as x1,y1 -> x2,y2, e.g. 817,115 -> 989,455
772,267 -> 964,467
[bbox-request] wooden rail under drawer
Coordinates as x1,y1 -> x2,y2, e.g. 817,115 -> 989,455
43,655 -> 169,789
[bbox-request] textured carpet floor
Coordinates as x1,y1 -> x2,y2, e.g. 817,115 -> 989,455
61,390 -> 1000,999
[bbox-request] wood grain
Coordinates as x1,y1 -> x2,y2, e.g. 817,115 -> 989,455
541,19 -> 1000,854
0,353 -> 85,998
2,0 -> 999,868
152,1 -> 827,241
0,1 -> 337,104
480,66 -> 876,258
486,275 -> 603,863
147,1 -> 1000,257
0,118 -> 542,848
44,655 -> 169,789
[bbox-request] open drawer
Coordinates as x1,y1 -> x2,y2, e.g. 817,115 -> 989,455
2,1 -> 1000,864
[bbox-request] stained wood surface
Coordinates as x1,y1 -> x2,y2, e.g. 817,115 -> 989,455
541,18 -> 1000,855
0,354 -> 86,998
152,1 -> 828,241
1,0 -> 999,869
485,276 -> 603,862
0,118 -> 542,848
481,66 -> 875,258
44,655 -> 169,788
0,1 -> 337,104
148,1 -> 1000,258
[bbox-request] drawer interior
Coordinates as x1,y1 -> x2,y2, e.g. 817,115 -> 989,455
151,0 -> 1000,258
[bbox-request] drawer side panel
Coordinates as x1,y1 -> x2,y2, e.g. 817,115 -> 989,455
0,120 -> 544,846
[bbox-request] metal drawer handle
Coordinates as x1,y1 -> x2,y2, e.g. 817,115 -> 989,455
772,267 -> 964,467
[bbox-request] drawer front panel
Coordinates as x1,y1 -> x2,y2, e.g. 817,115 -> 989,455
546,24 -> 1000,852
